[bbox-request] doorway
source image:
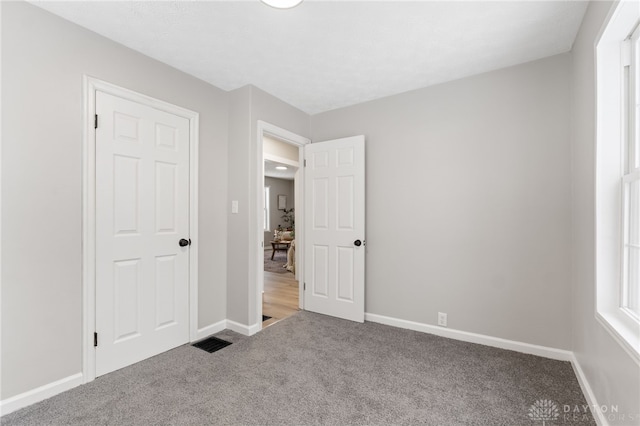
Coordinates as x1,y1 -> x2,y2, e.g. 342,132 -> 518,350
255,121 -> 310,330
263,153 -> 299,327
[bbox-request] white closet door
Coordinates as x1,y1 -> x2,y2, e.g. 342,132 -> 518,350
95,91 -> 190,376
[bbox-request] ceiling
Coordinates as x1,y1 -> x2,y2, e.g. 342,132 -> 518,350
32,1 -> 588,115
265,160 -> 297,180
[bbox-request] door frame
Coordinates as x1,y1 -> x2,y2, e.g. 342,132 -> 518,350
255,121 -> 310,328
81,76 -> 199,383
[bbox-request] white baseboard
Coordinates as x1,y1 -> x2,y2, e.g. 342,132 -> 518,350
570,354 -> 607,426
0,372 -> 83,417
365,313 -> 573,361
226,319 -> 261,336
1,315 -> 602,423
194,319 -> 227,341
247,322 -> 261,335
369,311 -> 603,424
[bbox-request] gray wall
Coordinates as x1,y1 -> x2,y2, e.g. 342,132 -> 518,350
264,177 -> 295,244
226,86 -> 252,326
226,85 -> 309,326
1,2 -> 229,399
311,54 -> 573,350
570,1 -> 640,421
247,87 -> 309,325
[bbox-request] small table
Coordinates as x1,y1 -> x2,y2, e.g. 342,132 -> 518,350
271,240 -> 291,260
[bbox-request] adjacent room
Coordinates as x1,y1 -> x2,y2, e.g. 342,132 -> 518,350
262,135 -> 300,327
1,0 -> 639,425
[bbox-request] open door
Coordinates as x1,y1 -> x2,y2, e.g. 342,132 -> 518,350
304,136 -> 365,322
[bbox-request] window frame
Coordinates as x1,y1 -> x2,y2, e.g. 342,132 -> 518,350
595,0 -> 640,362
264,186 -> 271,232
621,25 -> 640,320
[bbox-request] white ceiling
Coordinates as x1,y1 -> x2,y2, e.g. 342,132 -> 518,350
265,160 -> 297,180
32,0 -> 588,115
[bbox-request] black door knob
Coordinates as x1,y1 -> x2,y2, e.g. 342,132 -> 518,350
179,238 -> 190,247
354,240 -> 362,247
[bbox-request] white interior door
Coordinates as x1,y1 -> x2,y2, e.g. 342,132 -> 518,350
304,136 -> 365,322
95,91 -> 190,376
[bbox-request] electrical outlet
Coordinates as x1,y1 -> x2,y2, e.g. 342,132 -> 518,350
438,312 -> 447,327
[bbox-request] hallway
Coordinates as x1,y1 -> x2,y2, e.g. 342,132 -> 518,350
263,268 -> 299,328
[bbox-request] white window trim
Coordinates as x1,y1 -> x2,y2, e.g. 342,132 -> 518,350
595,0 -> 640,364
264,186 -> 271,232
621,24 -> 640,321
622,170 -> 640,319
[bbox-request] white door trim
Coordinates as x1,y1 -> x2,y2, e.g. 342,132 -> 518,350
255,121 -> 310,328
82,76 -> 199,383
264,153 -> 300,168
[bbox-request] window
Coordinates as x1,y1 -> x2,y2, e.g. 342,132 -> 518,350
264,186 -> 270,231
596,2 -> 640,361
623,25 -> 640,320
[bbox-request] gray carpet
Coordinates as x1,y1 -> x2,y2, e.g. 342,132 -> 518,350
2,312 -> 594,425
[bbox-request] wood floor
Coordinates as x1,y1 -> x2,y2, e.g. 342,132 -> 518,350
262,269 -> 299,328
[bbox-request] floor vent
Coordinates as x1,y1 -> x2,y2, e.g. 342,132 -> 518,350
262,315 -> 272,321
192,336 -> 232,353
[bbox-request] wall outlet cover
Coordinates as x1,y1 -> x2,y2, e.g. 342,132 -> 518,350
438,312 -> 448,327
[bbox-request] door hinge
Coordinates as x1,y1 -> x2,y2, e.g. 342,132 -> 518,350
304,282 -> 306,291
94,332 -> 98,347
94,114 -> 98,129
304,159 -> 307,167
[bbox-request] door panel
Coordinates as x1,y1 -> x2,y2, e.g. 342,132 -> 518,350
113,155 -> 140,235
337,247 -> 354,301
312,178 -> 329,229
304,136 -> 365,322
113,259 -> 141,342
155,255 -> 177,329
96,91 -> 190,376
312,245 -> 329,297
155,162 -> 177,233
